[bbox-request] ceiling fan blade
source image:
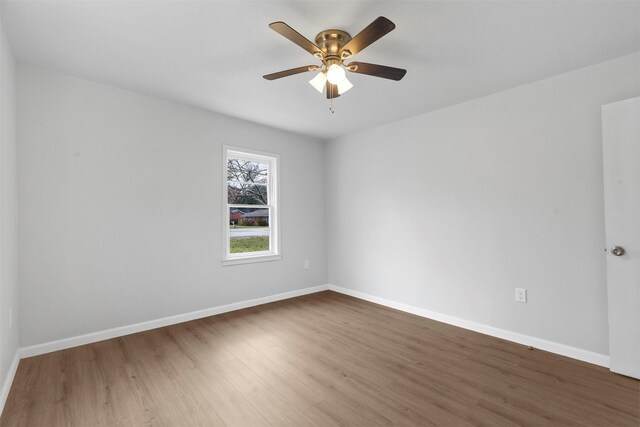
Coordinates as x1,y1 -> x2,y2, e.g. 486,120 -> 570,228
263,65 -> 318,80
269,22 -> 323,57
326,82 -> 340,99
346,62 -> 407,81
340,17 -> 395,58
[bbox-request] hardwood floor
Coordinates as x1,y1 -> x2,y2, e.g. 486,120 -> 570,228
1,291 -> 638,426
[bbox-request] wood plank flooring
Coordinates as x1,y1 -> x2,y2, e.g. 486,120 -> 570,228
1,291 -> 638,426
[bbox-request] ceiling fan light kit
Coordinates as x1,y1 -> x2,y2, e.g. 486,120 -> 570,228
263,16 -> 407,108
309,71 -> 327,93
326,63 -> 346,85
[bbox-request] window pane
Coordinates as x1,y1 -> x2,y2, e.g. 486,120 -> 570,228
227,182 -> 268,205
227,159 -> 268,183
229,208 -> 270,253
223,148 -> 278,263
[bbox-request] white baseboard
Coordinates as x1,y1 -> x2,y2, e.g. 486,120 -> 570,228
0,351 -> 20,416
328,285 -> 610,368
20,284 -> 329,358
13,282 -> 608,378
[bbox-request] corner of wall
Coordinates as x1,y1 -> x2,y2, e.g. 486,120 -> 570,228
0,12 -> 20,417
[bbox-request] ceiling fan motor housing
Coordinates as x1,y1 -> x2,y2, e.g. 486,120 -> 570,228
315,29 -> 352,65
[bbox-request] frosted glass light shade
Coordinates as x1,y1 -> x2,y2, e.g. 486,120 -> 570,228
309,72 -> 327,93
337,76 -> 353,95
326,64 -> 346,84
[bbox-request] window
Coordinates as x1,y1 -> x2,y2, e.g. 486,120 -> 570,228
222,146 -> 280,265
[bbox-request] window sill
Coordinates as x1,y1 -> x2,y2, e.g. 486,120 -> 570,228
222,253 -> 283,266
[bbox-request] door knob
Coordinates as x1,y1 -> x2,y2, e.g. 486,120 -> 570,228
611,246 -> 626,256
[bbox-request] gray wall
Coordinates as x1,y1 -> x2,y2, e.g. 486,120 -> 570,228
13,51 -> 640,358
326,53 -> 640,356
17,65 -> 327,347
0,12 -> 19,395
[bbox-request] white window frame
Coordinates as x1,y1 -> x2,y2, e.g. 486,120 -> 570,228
222,146 -> 281,266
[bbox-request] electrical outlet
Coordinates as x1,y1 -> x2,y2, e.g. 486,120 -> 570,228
304,260 -> 310,270
515,288 -> 527,303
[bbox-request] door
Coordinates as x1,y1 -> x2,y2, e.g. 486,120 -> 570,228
602,96 -> 640,379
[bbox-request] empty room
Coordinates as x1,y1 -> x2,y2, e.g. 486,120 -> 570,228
0,0 -> 639,425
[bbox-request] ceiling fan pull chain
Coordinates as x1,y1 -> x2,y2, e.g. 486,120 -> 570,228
329,98 -> 335,114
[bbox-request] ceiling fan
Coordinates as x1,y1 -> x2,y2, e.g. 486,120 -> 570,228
263,16 -> 407,99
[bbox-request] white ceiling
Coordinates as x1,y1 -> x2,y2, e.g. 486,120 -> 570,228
2,1 -> 639,139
